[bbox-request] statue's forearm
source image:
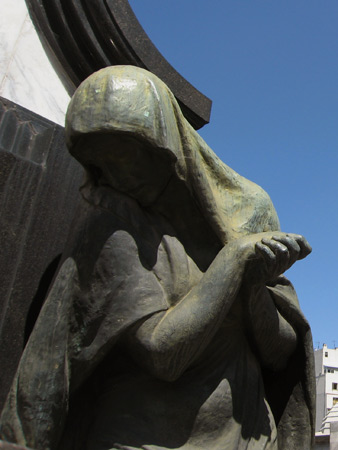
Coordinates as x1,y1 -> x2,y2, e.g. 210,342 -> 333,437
129,242 -> 249,381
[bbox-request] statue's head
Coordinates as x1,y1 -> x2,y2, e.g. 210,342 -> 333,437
65,66 -> 179,205
66,66 -> 280,241
71,132 -> 176,206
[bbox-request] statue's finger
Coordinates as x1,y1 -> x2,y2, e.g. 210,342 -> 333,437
255,241 -> 276,264
271,235 -> 300,263
288,234 -> 312,260
261,238 -> 290,274
298,238 -> 312,259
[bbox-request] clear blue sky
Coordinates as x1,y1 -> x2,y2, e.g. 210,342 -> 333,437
129,0 -> 338,349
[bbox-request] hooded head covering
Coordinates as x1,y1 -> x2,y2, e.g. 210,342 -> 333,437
66,65 -> 280,244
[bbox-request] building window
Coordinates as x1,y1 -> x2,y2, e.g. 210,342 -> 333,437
333,383 -> 338,390
333,397 -> 338,405
325,352 -> 328,357
328,369 -> 335,373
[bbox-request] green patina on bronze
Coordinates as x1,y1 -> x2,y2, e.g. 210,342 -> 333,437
0,66 -> 315,450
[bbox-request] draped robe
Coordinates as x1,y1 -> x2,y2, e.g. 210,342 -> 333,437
0,66 -> 315,450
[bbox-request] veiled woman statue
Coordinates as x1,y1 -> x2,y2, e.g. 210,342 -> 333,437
0,66 -> 315,450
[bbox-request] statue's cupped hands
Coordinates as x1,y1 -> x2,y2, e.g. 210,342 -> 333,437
236,232 -> 312,284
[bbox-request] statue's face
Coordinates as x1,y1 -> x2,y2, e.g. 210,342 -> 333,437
79,134 -> 174,206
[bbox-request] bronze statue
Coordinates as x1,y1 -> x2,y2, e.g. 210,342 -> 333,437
0,66 -> 315,449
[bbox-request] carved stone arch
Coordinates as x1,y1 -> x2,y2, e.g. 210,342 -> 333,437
25,0 -> 212,129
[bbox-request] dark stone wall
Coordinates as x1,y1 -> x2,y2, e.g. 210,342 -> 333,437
0,98 -> 83,410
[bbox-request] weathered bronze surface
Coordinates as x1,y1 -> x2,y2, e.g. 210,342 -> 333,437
0,67 -> 315,449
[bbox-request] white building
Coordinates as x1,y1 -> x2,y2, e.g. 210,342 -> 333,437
315,344 -> 338,448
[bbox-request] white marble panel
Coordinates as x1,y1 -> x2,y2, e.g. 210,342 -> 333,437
0,0 -> 70,125
0,0 -> 27,83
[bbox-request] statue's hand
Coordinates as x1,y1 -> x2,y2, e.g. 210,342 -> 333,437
239,232 -> 311,284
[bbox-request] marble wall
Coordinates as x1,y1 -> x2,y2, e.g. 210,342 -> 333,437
0,0 -> 70,125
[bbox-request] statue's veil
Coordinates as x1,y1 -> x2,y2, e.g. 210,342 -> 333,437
66,65 -> 280,245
